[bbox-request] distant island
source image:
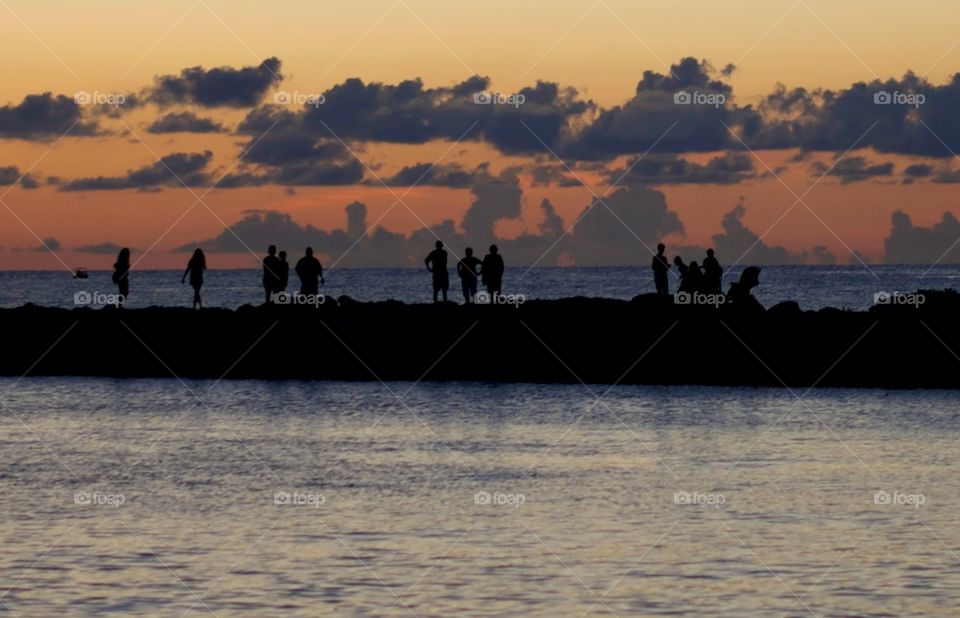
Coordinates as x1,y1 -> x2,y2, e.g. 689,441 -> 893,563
2,290 -> 959,389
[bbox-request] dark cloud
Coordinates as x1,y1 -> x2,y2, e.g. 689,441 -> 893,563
381,162 -> 477,188
59,151 -> 213,191
811,156 -> 895,184
73,242 -> 137,255
0,93 -> 98,139
609,152 -> 755,185
884,210 -> 960,263
147,111 -> 226,134
0,166 -> 40,189
904,163 -> 933,177
709,203 -> 811,265
147,58 -> 282,108
13,237 -> 61,253
529,164 -> 583,187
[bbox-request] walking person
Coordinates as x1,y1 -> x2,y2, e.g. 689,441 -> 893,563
112,247 -> 130,307
181,248 -> 206,309
457,247 -> 482,303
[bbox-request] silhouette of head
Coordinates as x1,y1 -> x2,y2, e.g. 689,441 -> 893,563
706,248 -> 714,258
117,247 -> 130,263
435,241 -> 443,249
690,261 -> 699,269
192,248 -> 203,260
305,247 -> 313,257
268,245 -> 276,256
489,244 -> 498,254
279,251 -> 286,260
657,243 -> 665,254
465,247 -> 473,256
673,256 -> 683,265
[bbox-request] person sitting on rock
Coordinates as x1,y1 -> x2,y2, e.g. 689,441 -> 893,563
726,266 -> 763,309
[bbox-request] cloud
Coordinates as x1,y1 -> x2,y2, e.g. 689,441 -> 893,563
381,162 -> 477,188
0,93 -> 98,139
529,164 -> 583,187
73,242 -> 137,255
0,166 -> 40,189
884,210 -> 960,263
147,58 -> 282,108
13,237 -> 61,253
708,202 -> 829,265
59,151 -> 213,191
609,152 -> 755,185
147,111 -> 226,134
811,156 -> 895,184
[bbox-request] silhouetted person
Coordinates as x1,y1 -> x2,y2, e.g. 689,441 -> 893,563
482,244 -> 504,297
262,245 -> 281,303
727,266 -> 762,309
687,261 -> 704,293
277,251 -> 290,292
112,247 -> 130,307
295,247 -> 324,295
652,243 -> 670,295
703,248 -> 722,294
425,241 -> 449,303
457,247 -> 482,303
181,248 -> 206,309
673,256 -> 689,292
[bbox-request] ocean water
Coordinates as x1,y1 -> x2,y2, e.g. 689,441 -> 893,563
2,264 -> 960,311
0,377 -> 958,616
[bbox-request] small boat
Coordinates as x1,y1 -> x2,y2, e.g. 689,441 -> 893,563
73,268 -> 89,279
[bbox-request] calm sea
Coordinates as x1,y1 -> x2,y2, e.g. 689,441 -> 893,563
0,378 -> 958,616
1,264 -> 959,310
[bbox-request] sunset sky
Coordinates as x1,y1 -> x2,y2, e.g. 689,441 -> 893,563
2,0 -> 960,269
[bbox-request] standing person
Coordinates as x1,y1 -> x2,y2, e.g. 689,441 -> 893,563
457,247 -> 483,303
424,241 -> 449,303
481,244 -> 504,298
295,247 -> 324,296
262,245 -> 281,303
112,247 -> 130,307
687,261 -> 704,293
181,248 -> 206,309
673,256 -> 689,293
277,250 -> 290,294
702,248 -> 722,294
652,243 -> 670,295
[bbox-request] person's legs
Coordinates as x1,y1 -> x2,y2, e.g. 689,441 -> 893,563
462,280 -> 471,303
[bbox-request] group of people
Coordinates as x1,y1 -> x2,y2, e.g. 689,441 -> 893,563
651,244 -> 724,295
261,245 -> 325,304
425,242 -> 505,304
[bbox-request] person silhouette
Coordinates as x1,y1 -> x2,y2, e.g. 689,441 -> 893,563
112,247 -> 130,307
295,247 -> 324,296
673,256 -> 689,293
425,241 -> 449,303
277,250 -> 290,293
481,244 -> 504,298
262,245 -> 281,303
652,243 -> 670,295
727,266 -> 762,307
181,248 -> 206,309
457,247 -> 483,303
687,261 -> 704,293
703,248 -> 722,294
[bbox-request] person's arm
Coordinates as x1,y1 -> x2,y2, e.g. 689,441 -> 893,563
319,264 -> 325,286
424,255 -> 432,272
182,264 -> 190,283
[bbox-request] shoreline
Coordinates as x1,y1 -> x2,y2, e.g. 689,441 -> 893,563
2,292 -> 958,388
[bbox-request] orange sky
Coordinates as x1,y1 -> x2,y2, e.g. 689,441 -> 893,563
1,0 -> 960,268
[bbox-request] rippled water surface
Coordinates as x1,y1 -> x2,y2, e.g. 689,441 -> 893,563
1,378 -> 959,616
